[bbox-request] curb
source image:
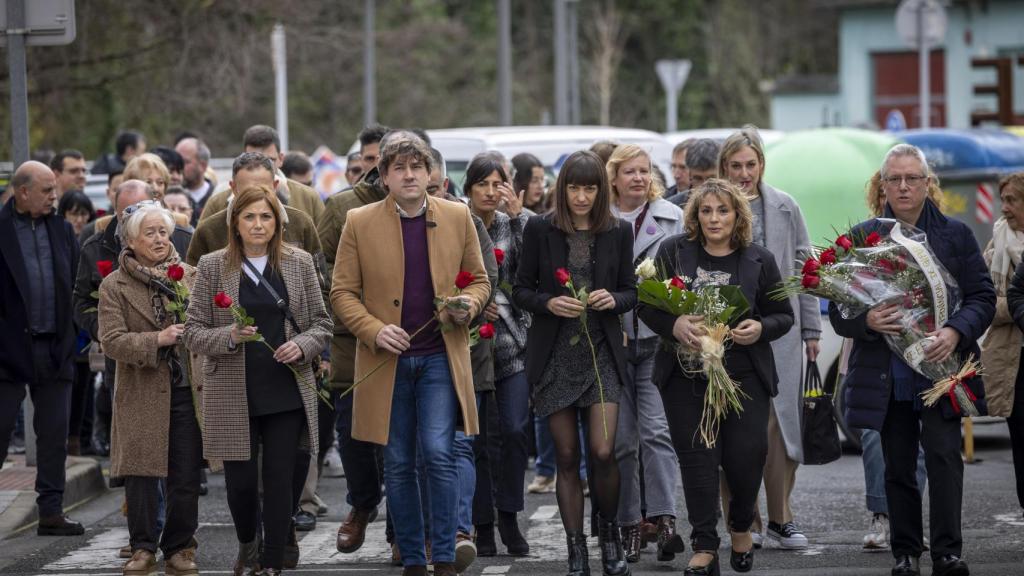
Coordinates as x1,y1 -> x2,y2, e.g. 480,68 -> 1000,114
0,456 -> 107,539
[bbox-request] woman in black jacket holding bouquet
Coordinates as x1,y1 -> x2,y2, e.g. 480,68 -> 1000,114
513,150 -> 636,576
637,179 -> 793,576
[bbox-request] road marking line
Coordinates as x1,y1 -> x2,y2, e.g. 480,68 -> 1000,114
529,505 -> 559,521
482,565 -> 511,574
297,518 -> 391,564
994,513 -> 1024,527
43,527 -> 129,570
797,544 -> 825,556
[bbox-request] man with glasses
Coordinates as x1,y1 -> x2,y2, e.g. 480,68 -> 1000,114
345,152 -> 364,186
51,150 -> 88,198
830,144 -> 994,576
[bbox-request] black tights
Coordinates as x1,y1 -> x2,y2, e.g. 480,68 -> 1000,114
223,409 -> 306,570
548,402 -> 620,534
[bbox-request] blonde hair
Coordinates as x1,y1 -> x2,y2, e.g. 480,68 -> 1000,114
683,178 -> 754,249
717,125 -> 766,184
226,185 -> 287,270
123,153 -> 171,199
606,144 -> 665,203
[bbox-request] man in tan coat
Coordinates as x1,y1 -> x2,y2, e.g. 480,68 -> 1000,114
331,132 -> 488,576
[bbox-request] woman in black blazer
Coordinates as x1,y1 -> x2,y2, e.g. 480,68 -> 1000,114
637,179 -> 793,576
513,150 -> 636,576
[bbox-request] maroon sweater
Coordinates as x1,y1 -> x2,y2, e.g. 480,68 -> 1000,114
400,214 -> 446,357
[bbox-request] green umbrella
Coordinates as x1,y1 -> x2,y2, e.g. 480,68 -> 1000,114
764,128 -> 901,245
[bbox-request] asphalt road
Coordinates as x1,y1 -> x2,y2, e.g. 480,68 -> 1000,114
0,424 -> 1021,576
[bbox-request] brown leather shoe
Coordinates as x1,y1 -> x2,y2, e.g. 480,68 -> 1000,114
164,548 -> 198,576
37,514 -> 85,536
336,508 -> 373,553
433,562 -> 458,576
401,565 -> 427,576
122,549 -> 157,576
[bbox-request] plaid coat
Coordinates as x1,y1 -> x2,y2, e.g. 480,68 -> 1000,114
184,247 -> 332,461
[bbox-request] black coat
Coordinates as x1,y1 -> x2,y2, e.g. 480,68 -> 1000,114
830,199 -> 995,430
512,214 -> 637,387
636,236 -> 794,395
0,197 -> 80,383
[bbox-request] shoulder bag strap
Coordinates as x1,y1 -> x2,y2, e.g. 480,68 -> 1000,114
243,258 -> 302,334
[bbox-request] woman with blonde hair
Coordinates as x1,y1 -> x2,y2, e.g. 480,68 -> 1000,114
185,184 -> 331,575
606,144 -> 686,563
123,153 -> 171,201
717,126 -> 819,551
638,179 -> 794,575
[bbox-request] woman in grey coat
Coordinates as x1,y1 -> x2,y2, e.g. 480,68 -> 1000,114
607,144 -> 686,563
717,126 -> 821,550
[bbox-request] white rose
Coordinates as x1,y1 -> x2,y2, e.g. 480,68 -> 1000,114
635,257 -> 657,280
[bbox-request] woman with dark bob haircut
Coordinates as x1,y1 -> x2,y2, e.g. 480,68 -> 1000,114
57,190 -> 97,237
513,150 -> 636,576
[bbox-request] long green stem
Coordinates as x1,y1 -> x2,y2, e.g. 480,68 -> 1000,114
337,316 -> 437,400
580,317 -> 608,440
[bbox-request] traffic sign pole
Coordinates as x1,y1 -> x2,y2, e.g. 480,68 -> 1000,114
918,2 -> 930,129
6,0 -> 29,167
655,59 -> 692,133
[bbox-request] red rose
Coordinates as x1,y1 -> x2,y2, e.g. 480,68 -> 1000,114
819,248 -> 837,266
478,322 -> 496,339
493,248 -> 505,266
896,254 -> 908,271
801,258 -> 820,275
864,231 -> 882,247
801,274 -> 820,289
214,292 -> 233,308
877,258 -> 896,273
555,268 -> 571,286
167,264 -> 185,282
455,270 -> 475,290
669,276 -> 686,290
95,208 -> 107,218
923,314 -> 936,332
836,235 -> 853,250
96,260 -> 114,278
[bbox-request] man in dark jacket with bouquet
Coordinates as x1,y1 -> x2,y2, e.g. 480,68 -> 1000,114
830,144 -> 995,576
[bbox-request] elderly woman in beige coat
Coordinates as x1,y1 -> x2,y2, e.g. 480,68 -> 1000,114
98,201 -> 202,576
983,172 -> 1024,515
185,184 -> 331,575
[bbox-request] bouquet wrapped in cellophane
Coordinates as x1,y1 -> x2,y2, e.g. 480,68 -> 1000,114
772,219 -> 980,416
636,258 -> 750,447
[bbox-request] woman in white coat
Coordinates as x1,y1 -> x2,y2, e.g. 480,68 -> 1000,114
718,126 -> 821,550
607,144 -> 687,563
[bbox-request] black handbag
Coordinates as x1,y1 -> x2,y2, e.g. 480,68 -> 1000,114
800,360 -> 842,465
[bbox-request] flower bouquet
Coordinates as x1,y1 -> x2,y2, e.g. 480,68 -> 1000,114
636,258 -> 751,447
772,220 -> 979,416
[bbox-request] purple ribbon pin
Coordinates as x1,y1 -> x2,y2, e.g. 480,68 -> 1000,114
646,225 -> 657,235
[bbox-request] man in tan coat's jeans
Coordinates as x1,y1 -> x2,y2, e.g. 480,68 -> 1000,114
332,132 -> 489,576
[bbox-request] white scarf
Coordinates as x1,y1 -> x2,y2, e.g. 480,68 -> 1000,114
990,216 -> 1024,292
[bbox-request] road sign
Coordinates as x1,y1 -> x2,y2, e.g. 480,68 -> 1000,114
895,0 -> 947,49
655,59 -> 691,133
885,109 -> 908,132
0,0 -> 75,46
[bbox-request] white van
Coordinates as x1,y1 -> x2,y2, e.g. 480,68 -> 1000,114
351,126 -> 673,194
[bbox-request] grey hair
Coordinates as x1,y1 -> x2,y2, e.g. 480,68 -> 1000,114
430,147 -> 447,178
686,138 -> 721,172
881,144 -> 931,178
121,204 -> 175,246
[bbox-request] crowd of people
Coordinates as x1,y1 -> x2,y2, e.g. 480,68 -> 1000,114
1,122 -> 1022,576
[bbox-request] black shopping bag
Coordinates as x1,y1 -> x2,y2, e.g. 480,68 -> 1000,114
801,360 -> 842,465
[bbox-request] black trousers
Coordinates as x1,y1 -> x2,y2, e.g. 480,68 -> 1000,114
224,408 -> 306,570
0,338 -> 71,517
334,391 -> 383,511
68,361 -> 94,444
1012,360 -> 1024,510
881,393 -> 964,560
124,384 -> 202,556
659,369 -> 769,551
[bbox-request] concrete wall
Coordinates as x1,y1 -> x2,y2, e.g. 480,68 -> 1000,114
838,1 -> 1024,129
770,93 -> 843,130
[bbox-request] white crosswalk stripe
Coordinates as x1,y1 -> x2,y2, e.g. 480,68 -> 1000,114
521,504 -> 597,562
298,519 -> 390,564
43,527 -> 129,570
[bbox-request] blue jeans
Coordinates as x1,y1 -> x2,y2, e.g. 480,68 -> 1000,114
861,428 -> 927,515
534,413 -> 587,479
385,353 -> 459,567
417,429 -> 475,536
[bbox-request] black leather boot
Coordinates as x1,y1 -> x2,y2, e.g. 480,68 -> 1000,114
497,510 -> 530,556
566,532 -> 591,576
656,515 -> 686,561
597,515 -> 630,576
620,523 -> 641,563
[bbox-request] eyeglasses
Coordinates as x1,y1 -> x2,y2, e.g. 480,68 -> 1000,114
882,174 -> 928,187
121,199 -> 162,217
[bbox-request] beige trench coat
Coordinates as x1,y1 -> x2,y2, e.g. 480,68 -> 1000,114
980,239 -> 1019,417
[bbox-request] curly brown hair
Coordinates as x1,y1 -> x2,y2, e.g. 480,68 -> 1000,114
683,178 -> 753,249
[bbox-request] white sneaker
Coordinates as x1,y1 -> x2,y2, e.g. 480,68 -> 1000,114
527,474 -> 556,494
767,521 -> 808,549
862,513 -> 889,550
750,531 -> 764,549
455,533 -> 477,573
322,446 -> 345,478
